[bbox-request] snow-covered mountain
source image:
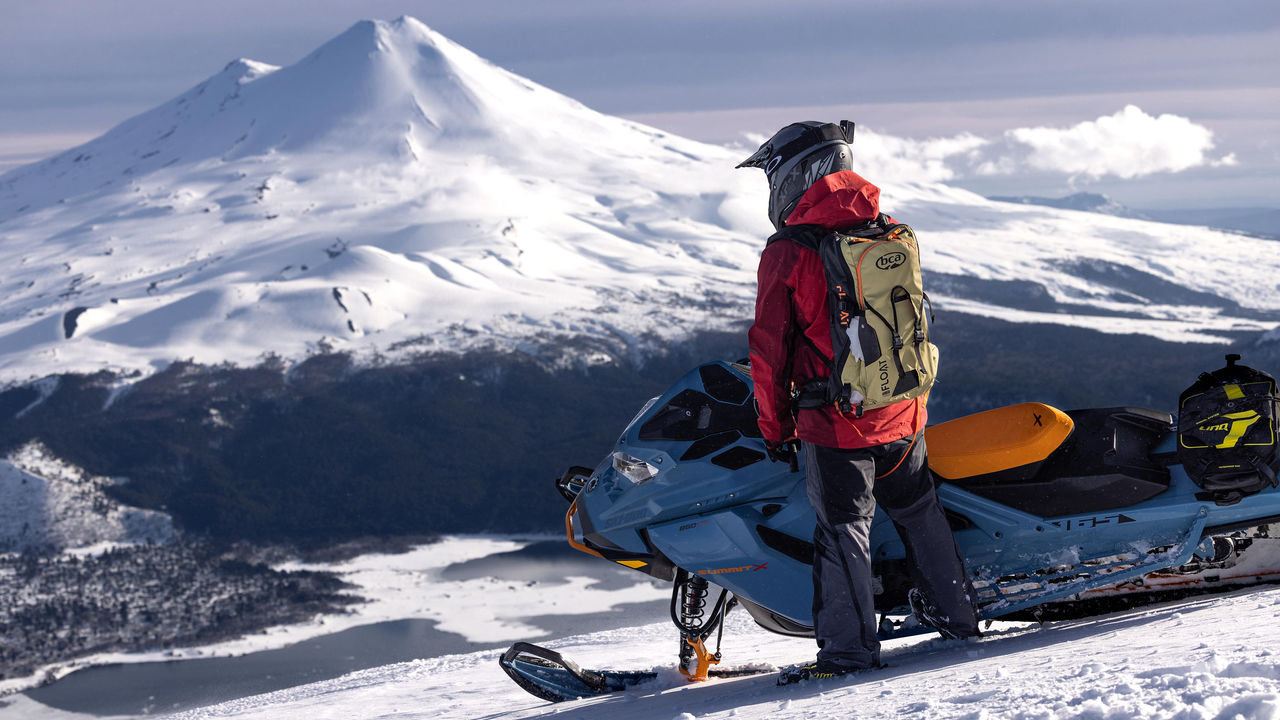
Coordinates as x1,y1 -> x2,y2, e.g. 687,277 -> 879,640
0,17 -> 764,384
1,16 -> 1278,386
988,193 -> 1280,240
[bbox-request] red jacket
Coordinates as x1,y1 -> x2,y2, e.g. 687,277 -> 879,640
748,170 -> 924,449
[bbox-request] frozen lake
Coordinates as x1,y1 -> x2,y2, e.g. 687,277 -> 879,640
22,540 -> 670,716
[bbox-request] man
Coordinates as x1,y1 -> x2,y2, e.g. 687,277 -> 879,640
738,121 -> 979,685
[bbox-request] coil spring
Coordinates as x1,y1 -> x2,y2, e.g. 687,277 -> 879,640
680,574 -> 710,630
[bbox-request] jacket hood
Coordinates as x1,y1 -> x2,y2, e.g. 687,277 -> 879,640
784,170 -> 881,229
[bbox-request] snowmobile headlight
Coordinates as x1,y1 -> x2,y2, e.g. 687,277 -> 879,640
612,451 -> 659,484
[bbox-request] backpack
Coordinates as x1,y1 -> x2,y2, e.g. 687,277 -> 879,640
1176,354 -> 1280,505
767,215 -> 938,416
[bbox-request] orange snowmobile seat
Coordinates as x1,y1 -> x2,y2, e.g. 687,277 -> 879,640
925,403 -> 1074,480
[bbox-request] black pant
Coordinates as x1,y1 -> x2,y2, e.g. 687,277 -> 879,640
805,435 -> 978,668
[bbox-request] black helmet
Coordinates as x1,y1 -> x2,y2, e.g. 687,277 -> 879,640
737,120 -> 856,230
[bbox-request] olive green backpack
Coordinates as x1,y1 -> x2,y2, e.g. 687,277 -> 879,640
767,215 -> 938,416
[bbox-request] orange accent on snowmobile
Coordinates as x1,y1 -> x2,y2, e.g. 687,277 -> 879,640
565,498 -> 604,559
679,637 -> 720,682
925,402 -> 1073,480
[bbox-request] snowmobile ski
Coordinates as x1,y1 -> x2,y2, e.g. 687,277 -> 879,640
500,642 -> 770,703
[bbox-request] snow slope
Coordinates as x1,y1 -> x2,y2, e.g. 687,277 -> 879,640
160,585 -> 1280,720
5,536 -> 1280,719
1,17 -> 1277,386
0,17 -> 764,385
0,441 -> 173,554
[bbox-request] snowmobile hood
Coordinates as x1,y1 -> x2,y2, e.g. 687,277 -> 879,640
784,170 -> 881,229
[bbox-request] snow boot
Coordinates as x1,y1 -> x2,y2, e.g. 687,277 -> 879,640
909,587 -> 980,640
777,660 -> 879,686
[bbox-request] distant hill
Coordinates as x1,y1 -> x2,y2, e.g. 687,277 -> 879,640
989,192 -> 1280,239
1139,206 -> 1280,239
988,191 -> 1136,216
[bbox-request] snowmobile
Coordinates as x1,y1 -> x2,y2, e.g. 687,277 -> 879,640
501,356 -> 1280,702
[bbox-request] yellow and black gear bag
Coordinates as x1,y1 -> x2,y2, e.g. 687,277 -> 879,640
1177,354 -> 1279,504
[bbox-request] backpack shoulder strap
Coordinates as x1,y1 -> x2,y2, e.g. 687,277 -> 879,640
839,213 -> 898,239
766,223 -> 827,251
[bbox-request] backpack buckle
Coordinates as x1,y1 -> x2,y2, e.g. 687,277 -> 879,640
837,385 -> 854,415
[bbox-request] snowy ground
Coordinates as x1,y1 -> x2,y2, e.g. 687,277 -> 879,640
148,586 -> 1280,720
160,536 -> 670,658
0,441 -> 173,554
5,537 -> 1280,719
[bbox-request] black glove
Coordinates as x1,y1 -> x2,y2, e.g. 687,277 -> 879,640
765,440 -> 801,472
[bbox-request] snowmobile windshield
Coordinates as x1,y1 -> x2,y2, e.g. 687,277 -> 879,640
624,396 -> 661,435
637,388 -> 761,443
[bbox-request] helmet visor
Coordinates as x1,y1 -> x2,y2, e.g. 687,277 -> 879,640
767,141 -> 853,228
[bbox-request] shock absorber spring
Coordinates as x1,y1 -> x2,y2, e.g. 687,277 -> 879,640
671,569 -> 736,680
672,569 -> 732,636
681,573 -> 710,629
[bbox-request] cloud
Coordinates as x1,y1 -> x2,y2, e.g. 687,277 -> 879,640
1005,105 -> 1224,179
854,130 -> 990,184
850,106 -> 1232,184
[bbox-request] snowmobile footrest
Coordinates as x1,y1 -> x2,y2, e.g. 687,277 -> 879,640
499,642 -> 658,703
978,508 -> 1212,617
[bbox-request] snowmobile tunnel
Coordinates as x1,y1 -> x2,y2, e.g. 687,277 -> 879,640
926,402 -> 1074,480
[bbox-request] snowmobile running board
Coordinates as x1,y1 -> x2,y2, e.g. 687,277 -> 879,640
975,507 -> 1210,617
499,642 -> 769,703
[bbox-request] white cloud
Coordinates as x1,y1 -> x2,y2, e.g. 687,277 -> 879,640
854,130 -> 990,183
1005,105 -> 1223,179
849,106 -> 1232,185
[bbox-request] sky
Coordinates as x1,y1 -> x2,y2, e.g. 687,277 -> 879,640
1,0 -> 1278,209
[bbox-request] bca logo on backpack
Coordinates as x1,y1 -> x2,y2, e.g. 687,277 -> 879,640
768,215 -> 937,416
1177,354 -> 1280,505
